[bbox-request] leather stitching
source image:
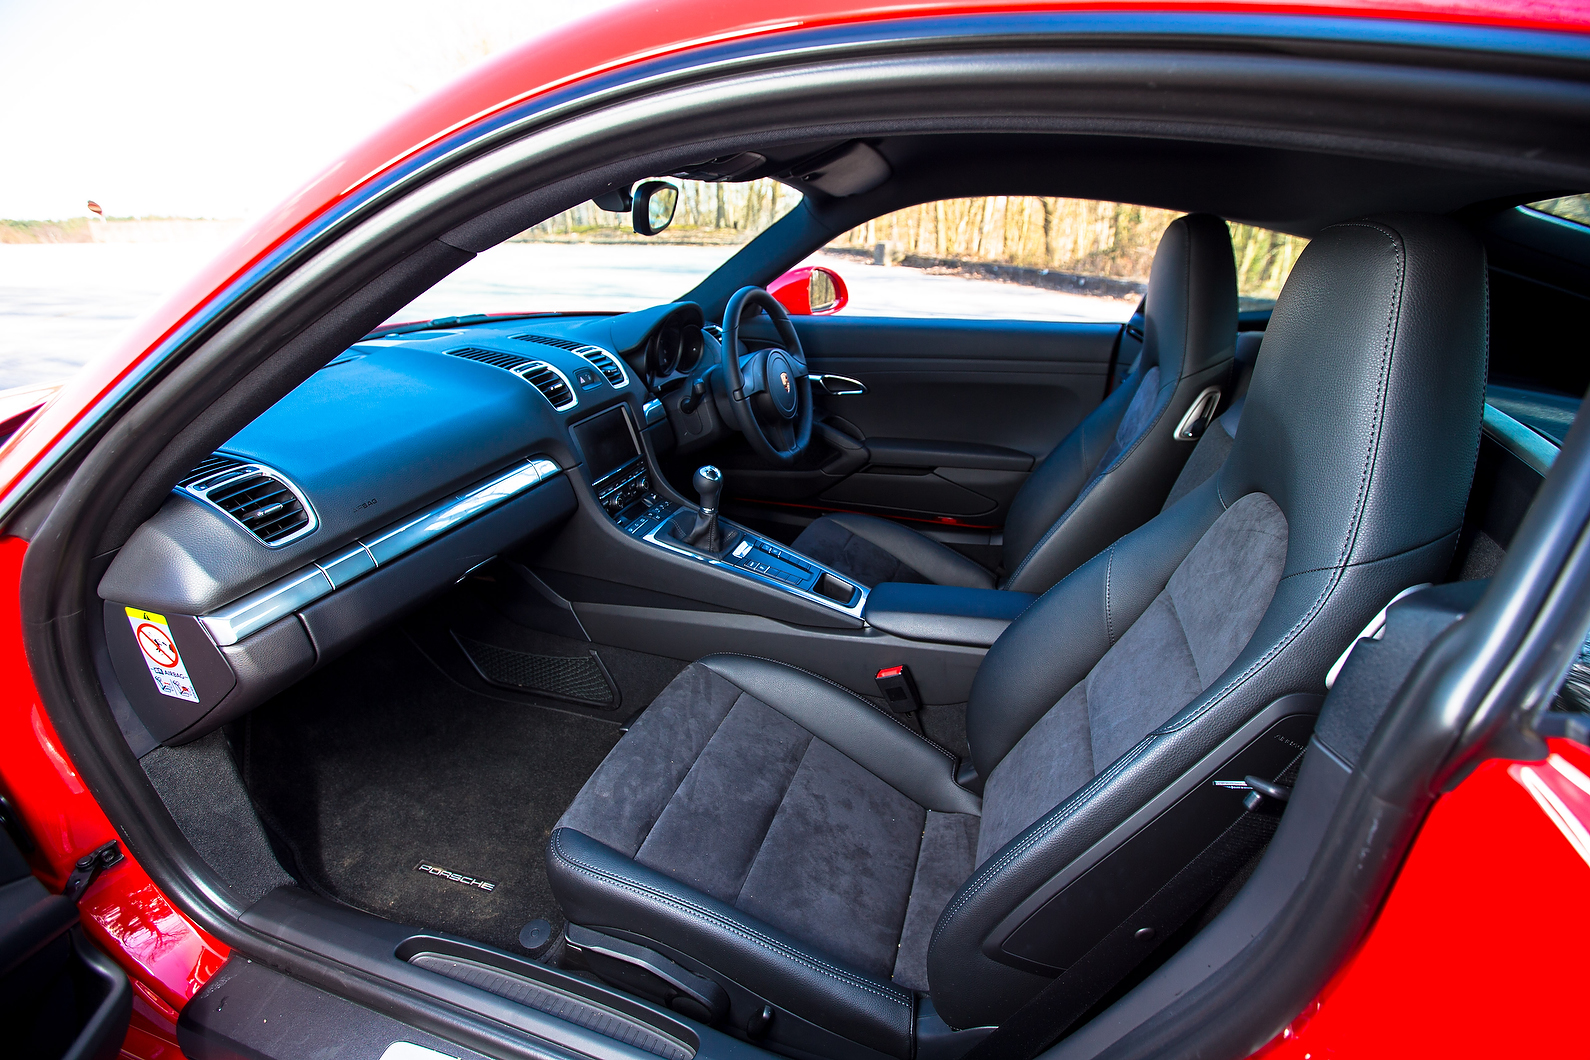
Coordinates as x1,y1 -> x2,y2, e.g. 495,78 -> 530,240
1104,544 -> 1117,646
552,829 -> 913,1007
705,653 -> 962,765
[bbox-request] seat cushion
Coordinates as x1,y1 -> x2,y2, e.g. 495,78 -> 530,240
550,655 -> 982,1057
792,511 -> 996,590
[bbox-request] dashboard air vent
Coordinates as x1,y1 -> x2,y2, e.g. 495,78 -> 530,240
445,346 -> 537,373
512,333 -> 585,351
520,362 -> 576,410
179,453 -> 244,489
178,454 -> 317,547
580,349 -> 628,388
445,346 -> 577,410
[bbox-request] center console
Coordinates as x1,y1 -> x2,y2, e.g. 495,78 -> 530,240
570,405 -> 865,617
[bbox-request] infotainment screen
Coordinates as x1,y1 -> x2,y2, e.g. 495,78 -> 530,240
571,406 -> 642,484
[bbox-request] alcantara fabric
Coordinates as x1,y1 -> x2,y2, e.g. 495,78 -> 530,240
892,811 -> 980,991
976,492 -> 1288,863
1089,365 -> 1162,480
791,517 -> 930,588
558,662 -> 970,984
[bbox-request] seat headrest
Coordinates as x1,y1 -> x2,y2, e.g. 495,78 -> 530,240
1141,213 -> 1239,382
1220,214 -> 1487,576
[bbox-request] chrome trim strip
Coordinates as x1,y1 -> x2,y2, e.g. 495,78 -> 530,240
316,543 -> 377,588
200,566 -> 332,647
642,398 -> 665,426
810,374 -> 867,396
641,516 -> 868,620
181,457 -> 320,548
200,458 -> 561,646
1482,402 -> 1558,477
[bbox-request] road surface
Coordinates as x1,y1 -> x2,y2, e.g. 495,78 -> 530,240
0,243 -> 1134,389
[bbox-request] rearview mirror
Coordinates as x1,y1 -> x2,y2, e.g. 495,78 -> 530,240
768,265 -> 849,315
632,180 -> 678,237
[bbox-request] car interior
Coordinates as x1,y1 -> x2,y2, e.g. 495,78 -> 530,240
28,50 -> 1590,1060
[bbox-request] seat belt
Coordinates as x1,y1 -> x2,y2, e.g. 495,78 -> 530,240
960,768 -> 1297,1060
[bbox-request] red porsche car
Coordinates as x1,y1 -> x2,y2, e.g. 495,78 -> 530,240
3,2 -> 1589,1059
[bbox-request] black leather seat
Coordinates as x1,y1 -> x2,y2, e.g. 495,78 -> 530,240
548,215 -> 1487,1059
791,212 -> 1239,595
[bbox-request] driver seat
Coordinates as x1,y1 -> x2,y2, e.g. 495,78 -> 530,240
791,212 -> 1238,595
546,215 -> 1486,1060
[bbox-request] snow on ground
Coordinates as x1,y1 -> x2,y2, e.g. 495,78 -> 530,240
0,243 -> 1134,390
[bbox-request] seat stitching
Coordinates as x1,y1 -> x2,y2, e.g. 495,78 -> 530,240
731,731 -> 817,907
888,815 -> 933,986
551,829 -> 912,1006
711,654 -> 961,765
1104,543 -> 1117,645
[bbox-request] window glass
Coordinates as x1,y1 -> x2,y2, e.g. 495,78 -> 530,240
803,197 -> 1307,319
385,178 -> 799,323
1527,194 -> 1590,228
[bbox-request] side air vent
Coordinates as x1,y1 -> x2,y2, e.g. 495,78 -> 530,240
520,362 -> 577,410
178,454 -> 317,547
515,334 -> 629,389
580,349 -> 628,388
445,346 -> 578,410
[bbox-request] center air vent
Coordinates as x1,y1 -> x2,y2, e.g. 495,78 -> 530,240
445,346 -> 578,410
515,334 -> 629,388
179,454 -> 317,547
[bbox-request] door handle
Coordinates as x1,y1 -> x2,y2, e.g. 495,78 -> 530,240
811,374 -> 867,396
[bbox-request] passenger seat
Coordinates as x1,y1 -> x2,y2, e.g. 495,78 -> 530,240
793,213 -> 1240,595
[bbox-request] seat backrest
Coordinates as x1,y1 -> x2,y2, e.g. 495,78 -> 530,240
928,214 -> 1487,1028
999,213 -> 1239,594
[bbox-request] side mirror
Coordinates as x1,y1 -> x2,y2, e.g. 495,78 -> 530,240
632,180 -> 678,237
768,266 -> 849,316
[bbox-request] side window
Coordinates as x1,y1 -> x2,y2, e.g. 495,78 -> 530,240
804,197 -> 1306,319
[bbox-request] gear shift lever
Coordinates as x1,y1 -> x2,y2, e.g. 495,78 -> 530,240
685,465 -> 723,552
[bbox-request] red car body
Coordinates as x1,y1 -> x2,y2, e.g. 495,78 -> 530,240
1,1 -> 1587,1056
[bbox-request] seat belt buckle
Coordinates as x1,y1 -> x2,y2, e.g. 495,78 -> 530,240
875,665 -> 922,713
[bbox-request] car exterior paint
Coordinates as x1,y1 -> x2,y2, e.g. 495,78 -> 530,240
1,2 -> 1587,1056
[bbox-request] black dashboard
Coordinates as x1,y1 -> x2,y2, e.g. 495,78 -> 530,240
98,301 -> 718,747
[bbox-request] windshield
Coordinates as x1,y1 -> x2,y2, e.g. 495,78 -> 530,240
385,178 -> 800,323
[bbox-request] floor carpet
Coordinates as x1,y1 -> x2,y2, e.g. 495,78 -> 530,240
240,627 -> 642,953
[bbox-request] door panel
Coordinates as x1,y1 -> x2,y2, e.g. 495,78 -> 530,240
725,315 -> 1119,527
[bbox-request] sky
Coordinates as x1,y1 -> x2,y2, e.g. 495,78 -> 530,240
0,0 -> 625,221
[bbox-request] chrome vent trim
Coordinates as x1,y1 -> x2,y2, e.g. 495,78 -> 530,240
515,334 -> 628,389
519,361 -> 578,410
199,457 -> 562,645
579,348 -> 629,388
444,346 -> 577,410
179,454 -> 318,547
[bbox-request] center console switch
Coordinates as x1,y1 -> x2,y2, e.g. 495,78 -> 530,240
863,582 -> 1038,648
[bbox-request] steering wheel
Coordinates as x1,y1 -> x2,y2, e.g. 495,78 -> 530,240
720,286 -> 812,466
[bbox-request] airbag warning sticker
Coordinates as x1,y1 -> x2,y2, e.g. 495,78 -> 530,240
125,607 -> 199,703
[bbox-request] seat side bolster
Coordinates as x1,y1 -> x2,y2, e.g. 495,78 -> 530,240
1003,358 -> 1232,594
968,477 -> 1228,779
1001,373 -> 1138,569
699,654 -> 982,816
825,512 -> 996,590
548,827 -> 915,1058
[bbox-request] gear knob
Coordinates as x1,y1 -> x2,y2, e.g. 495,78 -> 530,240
694,465 -> 723,513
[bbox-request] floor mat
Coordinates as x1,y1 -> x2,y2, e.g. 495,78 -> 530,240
240,630 -> 625,953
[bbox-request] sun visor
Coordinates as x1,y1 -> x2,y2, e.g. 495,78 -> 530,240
790,142 -> 891,197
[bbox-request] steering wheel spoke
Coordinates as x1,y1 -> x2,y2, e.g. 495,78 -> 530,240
720,287 -> 813,466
